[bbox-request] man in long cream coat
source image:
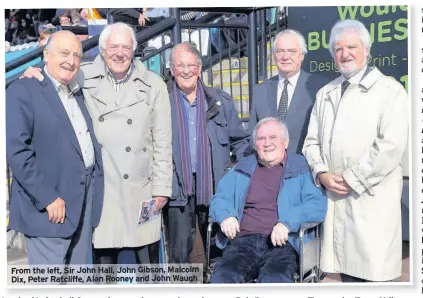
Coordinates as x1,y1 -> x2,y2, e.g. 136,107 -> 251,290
302,19 -> 408,282
80,23 -> 172,264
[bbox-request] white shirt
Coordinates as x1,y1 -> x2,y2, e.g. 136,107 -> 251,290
277,70 -> 301,108
341,65 -> 368,85
44,67 -> 95,168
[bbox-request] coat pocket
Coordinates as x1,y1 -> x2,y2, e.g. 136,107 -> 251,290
134,151 -> 153,186
214,117 -> 229,145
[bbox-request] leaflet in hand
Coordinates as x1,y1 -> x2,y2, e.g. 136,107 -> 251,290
137,198 -> 160,225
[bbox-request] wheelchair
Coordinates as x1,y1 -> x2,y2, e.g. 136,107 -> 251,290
205,221 -> 325,283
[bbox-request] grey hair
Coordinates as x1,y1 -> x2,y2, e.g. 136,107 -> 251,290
169,42 -> 203,67
328,19 -> 372,59
272,29 -> 308,55
252,117 -> 289,150
98,22 -> 138,53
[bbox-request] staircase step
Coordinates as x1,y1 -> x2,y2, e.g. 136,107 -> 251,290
233,100 -> 250,119
202,65 -> 278,84
7,247 -> 28,265
210,57 -> 249,71
206,83 -> 249,97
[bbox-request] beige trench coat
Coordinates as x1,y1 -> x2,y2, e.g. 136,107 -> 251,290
78,56 -> 172,248
302,67 -> 408,281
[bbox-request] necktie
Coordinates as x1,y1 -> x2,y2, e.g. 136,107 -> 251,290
277,79 -> 289,121
341,80 -> 350,97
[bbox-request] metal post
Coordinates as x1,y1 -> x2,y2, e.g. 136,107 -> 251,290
170,8 -> 181,44
259,10 -> 267,81
247,11 -> 258,113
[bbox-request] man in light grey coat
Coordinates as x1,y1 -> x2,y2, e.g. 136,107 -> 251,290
302,19 -> 408,282
23,23 -> 172,266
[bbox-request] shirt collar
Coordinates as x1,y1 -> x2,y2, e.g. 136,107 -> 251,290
44,66 -> 80,94
178,86 -> 198,105
342,64 -> 368,85
106,62 -> 134,85
257,150 -> 288,168
278,70 -> 301,89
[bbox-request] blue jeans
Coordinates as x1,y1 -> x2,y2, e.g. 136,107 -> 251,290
211,234 -> 298,283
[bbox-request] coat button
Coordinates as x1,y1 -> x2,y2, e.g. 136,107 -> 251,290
80,181 -> 85,185
126,146 -> 131,152
123,174 -> 129,179
127,119 -> 132,124
99,116 -> 104,122
143,148 -> 146,152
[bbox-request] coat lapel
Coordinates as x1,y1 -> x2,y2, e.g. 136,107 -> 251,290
268,76 -> 278,116
40,73 -> 83,159
95,78 -> 127,115
74,90 -> 94,143
286,70 -> 307,117
169,90 -> 183,180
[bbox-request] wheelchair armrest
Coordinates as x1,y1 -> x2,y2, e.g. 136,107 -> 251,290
299,222 -> 321,238
207,220 -> 220,232
300,222 -> 321,231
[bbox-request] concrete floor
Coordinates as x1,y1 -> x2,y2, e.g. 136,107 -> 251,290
190,225 -> 411,283
8,228 -> 410,284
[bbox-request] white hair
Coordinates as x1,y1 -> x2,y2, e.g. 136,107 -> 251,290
252,117 -> 289,150
328,19 -> 372,58
272,29 -> 308,55
98,22 -> 138,53
169,42 -> 203,67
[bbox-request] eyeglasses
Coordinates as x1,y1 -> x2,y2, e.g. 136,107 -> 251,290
275,49 -> 300,57
171,63 -> 199,72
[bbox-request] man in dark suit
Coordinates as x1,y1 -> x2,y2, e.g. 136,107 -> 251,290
6,30 -> 104,265
248,29 -> 327,154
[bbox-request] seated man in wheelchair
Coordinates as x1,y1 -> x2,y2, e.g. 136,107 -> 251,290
209,117 -> 327,283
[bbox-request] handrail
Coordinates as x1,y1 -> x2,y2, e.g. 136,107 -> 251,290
201,16 -> 286,70
6,61 -> 44,89
179,7 -> 256,14
5,17 -> 178,88
134,17 -> 176,46
59,25 -> 89,35
5,17 -> 176,75
5,46 -> 45,73
5,35 -> 100,74
181,22 -> 249,29
190,12 -> 223,24
139,43 -> 174,61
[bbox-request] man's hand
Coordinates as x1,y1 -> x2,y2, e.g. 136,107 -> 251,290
20,67 -> 44,81
153,196 -> 168,212
319,173 -> 351,195
271,223 -> 289,246
220,217 -> 239,240
138,13 -> 149,26
80,8 -> 89,21
46,197 -> 66,224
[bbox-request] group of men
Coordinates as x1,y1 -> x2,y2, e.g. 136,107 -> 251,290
6,18 -> 408,284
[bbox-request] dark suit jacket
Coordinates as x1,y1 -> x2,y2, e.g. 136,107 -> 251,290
248,70 -> 327,154
6,73 -> 104,238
